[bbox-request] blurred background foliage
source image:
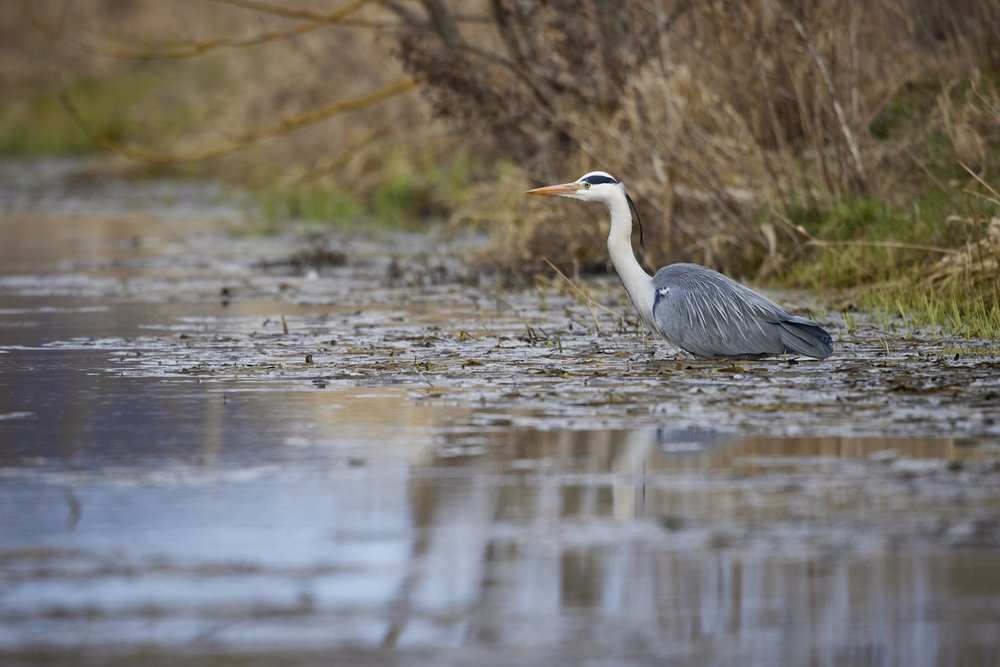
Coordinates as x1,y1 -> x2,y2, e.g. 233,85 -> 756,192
1,0 -> 998,332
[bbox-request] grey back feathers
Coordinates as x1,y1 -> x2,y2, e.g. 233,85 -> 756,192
651,264 -> 833,360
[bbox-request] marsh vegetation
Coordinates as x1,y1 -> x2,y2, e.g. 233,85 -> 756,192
2,1 -> 998,336
2,3 -> 1000,664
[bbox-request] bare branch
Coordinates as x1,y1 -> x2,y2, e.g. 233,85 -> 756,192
209,0 -> 359,22
421,0 -> 462,46
649,0 -> 694,44
806,239 -> 959,255
381,2 -> 426,26
69,0 -> 369,60
59,77 -> 425,164
210,0 -> 494,26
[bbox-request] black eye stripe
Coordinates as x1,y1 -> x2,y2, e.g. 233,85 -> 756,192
581,175 -> 618,185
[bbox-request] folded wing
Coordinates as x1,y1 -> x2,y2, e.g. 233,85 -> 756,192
651,263 -> 832,360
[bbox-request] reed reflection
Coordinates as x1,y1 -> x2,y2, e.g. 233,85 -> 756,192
387,427 -> 999,663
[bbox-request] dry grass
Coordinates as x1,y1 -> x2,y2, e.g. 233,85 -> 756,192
926,217 -> 1000,295
397,0 -> 1000,281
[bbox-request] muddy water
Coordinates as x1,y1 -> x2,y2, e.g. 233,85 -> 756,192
1,161 -> 999,666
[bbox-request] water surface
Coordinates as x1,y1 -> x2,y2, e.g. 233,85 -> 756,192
1,161 -> 999,666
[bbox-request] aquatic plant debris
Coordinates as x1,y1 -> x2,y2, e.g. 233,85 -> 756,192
1,215 -> 998,437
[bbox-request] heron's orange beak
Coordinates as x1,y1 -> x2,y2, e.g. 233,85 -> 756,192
524,182 -> 581,196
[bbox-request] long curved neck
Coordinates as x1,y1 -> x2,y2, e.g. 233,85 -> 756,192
604,189 -> 654,327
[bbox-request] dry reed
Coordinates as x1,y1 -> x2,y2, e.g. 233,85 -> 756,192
396,0 -> 1000,278
3,0 -> 999,288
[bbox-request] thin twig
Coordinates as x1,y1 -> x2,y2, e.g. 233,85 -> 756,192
543,259 -> 622,333
210,0 -> 368,22
904,147 -> 951,195
69,0 -> 369,60
959,162 -> 1000,201
935,309 -> 982,361
59,77 -> 424,164
806,239 -> 959,255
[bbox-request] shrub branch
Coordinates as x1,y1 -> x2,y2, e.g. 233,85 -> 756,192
59,77 -> 425,163
65,0 -> 370,60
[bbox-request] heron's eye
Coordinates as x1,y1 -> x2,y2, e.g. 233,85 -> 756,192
582,182 -> 591,189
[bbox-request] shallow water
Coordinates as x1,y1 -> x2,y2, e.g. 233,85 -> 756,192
1,161 -> 999,666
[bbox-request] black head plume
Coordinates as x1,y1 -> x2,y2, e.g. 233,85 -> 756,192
624,191 -> 645,248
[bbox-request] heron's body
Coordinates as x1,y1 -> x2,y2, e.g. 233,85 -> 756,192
526,171 -> 832,360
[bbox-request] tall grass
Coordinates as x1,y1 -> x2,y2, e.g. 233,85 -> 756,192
397,1 -> 999,277
864,284 -> 1000,340
390,1 -> 1000,336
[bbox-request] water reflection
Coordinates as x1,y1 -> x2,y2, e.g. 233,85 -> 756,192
2,386 -> 998,664
392,429 -> 1000,662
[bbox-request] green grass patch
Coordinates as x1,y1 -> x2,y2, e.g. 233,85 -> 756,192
869,78 -> 942,140
0,62 -> 222,155
372,154 -> 470,226
776,198 -> 914,288
0,77 -> 122,155
774,72 -> 1000,340
373,166 -> 428,225
255,154 -> 473,227
861,282 -> 1000,340
776,191 -> 999,339
256,185 -> 362,224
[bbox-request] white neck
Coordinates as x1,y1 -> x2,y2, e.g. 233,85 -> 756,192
604,189 -> 654,328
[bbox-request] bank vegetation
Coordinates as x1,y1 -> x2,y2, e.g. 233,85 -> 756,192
1,0 -> 998,334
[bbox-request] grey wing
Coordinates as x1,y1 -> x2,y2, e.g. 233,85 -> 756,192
651,264 -> 832,360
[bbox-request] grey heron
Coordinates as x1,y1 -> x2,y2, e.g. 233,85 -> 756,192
526,171 -> 832,360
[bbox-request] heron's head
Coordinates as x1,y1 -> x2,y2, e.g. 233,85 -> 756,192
524,171 -> 622,202
525,171 -> 645,246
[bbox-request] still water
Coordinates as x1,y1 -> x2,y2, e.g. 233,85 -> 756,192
1,162 -> 999,665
